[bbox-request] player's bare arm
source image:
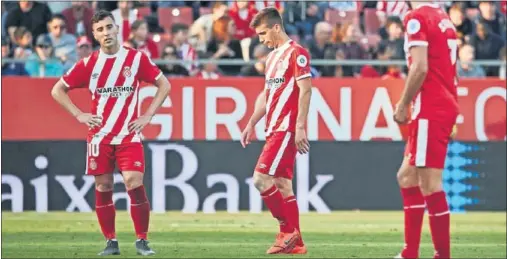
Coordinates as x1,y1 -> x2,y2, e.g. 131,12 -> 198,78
241,90 -> 267,148
295,77 -> 312,154
128,75 -> 171,133
394,45 -> 428,124
51,80 -> 102,128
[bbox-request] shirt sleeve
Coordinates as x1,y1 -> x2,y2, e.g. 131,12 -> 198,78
138,52 -> 163,84
403,12 -> 428,49
60,59 -> 87,89
293,47 -> 312,81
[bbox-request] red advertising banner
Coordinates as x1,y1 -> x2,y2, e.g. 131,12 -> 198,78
1,77 -> 505,141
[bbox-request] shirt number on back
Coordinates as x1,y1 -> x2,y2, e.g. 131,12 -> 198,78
447,39 -> 458,65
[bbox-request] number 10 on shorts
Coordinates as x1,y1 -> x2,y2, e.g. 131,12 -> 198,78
88,143 -> 100,157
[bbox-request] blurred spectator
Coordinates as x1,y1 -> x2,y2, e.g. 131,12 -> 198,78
469,22 -> 505,76
196,52 -> 222,79
382,64 -> 405,79
500,46 -> 506,79
240,43 -> 270,76
93,1 -> 117,12
335,23 -> 368,77
251,0 -> 284,12
477,1 -> 506,39
328,1 -> 358,12
171,23 -> 199,75
207,16 -> 243,75
47,14 -> 78,73
127,20 -> 159,59
77,36 -> 92,59
330,23 -> 343,44
228,1 -> 257,40
377,17 -> 404,60
5,1 -> 52,46
306,21 -> 333,73
45,1 -> 72,14
449,3 -> 474,45
111,1 -> 140,46
190,1 -> 228,52
12,27 -> 33,59
2,2 -> 8,39
283,2 -> 325,41
376,0 -> 410,28
24,34 -> 64,77
158,44 -> 189,77
457,44 -> 486,78
62,2 -> 94,45
1,37 -> 28,76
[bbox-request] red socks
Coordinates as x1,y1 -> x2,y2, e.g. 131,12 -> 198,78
425,191 -> 451,259
284,195 -> 303,246
400,187 -> 425,258
128,185 -> 151,240
95,190 -> 116,240
261,185 -> 294,233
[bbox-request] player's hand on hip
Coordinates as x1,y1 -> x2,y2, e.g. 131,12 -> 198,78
240,124 -> 253,148
128,115 -> 152,133
393,102 -> 409,124
76,113 -> 102,129
295,127 -> 310,154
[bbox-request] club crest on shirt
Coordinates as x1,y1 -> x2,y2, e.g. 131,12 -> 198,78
89,158 -> 97,170
123,66 -> 132,78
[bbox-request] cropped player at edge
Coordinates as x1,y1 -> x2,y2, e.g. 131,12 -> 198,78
241,7 -> 312,255
51,10 -> 170,256
393,1 -> 460,259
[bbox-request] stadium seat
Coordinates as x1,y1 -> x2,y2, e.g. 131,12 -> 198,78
158,7 -> 194,32
325,9 -> 360,26
363,8 -> 381,35
136,7 -> 152,18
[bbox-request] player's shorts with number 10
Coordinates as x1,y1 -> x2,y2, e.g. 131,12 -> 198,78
86,142 -> 145,175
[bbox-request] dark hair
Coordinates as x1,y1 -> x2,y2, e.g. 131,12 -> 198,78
49,14 -> 67,23
91,10 -> 115,26
131,19 -> 147,31
171,23 -> 189,34
250,7 -> 283,29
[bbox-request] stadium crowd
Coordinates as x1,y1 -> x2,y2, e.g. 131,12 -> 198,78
2,1 -> 506,79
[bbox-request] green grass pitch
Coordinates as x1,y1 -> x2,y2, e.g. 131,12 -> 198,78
2,211 -> 505,258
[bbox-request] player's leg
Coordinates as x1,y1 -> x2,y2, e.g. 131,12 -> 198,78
412,119 -> 453,259
87,143 -> 119,256
274,176 -> 307,254
253,132 -> 300,254
396,156 -> 425,259
117,143 -> 155,256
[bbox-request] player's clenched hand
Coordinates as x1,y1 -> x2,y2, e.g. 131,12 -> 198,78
393,102 -> 409,124
240,124 -> 254,148
76,113 -> 102,129
295,127 -> 310,154
128,115 -> 152,133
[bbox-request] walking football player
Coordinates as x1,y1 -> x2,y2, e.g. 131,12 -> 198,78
51,10 -> 170,256
393,1 -> 460,258
240,7 -> 312,255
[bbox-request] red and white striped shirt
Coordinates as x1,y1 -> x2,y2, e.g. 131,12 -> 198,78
376,0 -> 410,19
61,46 -> 162,145
178,43 -> 198,74
264,40 -> 311,137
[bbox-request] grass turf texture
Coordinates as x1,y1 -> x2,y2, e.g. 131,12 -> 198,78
2,211 -> 505,258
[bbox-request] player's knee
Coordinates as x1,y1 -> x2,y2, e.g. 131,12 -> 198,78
95,182 -> 113,192
252,172 -> 273,193
396,165 -> 418,188
418,169 -> 443,196
122,171 -> 144,190
274,178 -> 293,197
